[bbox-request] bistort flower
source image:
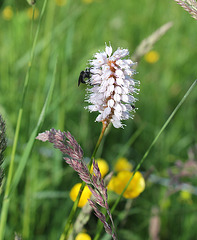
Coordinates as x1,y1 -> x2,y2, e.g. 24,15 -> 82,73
86,44 -> 139,128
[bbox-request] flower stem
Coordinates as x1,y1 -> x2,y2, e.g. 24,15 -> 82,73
59,122 -> 108,240
93,79 -> 197,240
88,121 -> 108,170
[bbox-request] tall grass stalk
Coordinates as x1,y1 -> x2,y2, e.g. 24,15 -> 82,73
94,79 -> 197,240
0,1 -> 48,239
59,123 -> 108,240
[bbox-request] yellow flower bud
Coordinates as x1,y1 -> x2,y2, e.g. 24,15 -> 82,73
114,157 -> 133,172
69,183 -> 92,208
2,6 -> 14,21
179,190 -> 192,204
90,158 -> 109,177
27,7 -> 39,20
55,0 -> 67,6
144,50 -> 159,64
75,233 -> 92,240
108,171 -> 145,199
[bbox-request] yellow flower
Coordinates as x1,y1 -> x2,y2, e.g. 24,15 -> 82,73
69,183 -> 92,208
55,0 -> 67,6
2,6 -> 14,21
82,0 -> 93,4
108,171 -> 145,199
90,158 -> 109,177
114,157 -> 133,172
27,7 -> 39,20
144,50 -> 159,64
75,232 -> 92,240
179,190 -> 192,204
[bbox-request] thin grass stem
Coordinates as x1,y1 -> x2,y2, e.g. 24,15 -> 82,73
0,1 -> 48,239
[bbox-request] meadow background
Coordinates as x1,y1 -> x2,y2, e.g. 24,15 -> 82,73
0,0 -> 197,239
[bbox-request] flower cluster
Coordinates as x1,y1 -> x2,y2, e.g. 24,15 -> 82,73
108,171 -> 145,199
86,44 -> 139,128
114,157 -> 133,172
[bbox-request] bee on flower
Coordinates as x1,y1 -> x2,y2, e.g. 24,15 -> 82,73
85,44 -> 139,129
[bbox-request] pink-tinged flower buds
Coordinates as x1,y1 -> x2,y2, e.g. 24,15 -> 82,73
86,44 -> 139,128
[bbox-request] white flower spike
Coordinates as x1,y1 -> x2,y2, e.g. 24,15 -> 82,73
86,44 -> 139,128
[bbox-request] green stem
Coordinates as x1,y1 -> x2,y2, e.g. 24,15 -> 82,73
94,79 -> 197,240
89,122 -> 108,170
59,123 -> 108,240
0,2 -> 48,240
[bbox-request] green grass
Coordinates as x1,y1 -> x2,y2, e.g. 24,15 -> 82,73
0,0 -> 197,239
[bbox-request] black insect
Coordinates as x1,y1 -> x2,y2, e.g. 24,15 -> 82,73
78,68 -> 91,86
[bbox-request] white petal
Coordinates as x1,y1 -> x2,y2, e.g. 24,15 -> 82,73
107,84 -> 114,94
103,107 -> 111,118
111,118 -> 123,128
101,69 -> 111,80
120,86 -> 128,94
99,85 -> 106,92
108,77 -> 115,85
114,103 -> 122,113
115,86 -> 122,94
121,94 -> 129,102
105,45 -> 112,57
122,111 -> 130,120
112,121 -> 122,128
91,74 -> 101,81
108,99 -> 114,107
124,69 -> 134,76
116,77 -> 124,86
96,114 -> 103,122
115,69 -> 124,78
88,105 -> 98,112
113,48 -> 129,59
114,93 -> 121,102
91,68 -> 102,74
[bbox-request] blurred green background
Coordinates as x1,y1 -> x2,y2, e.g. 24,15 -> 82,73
0,0 -> 196,239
